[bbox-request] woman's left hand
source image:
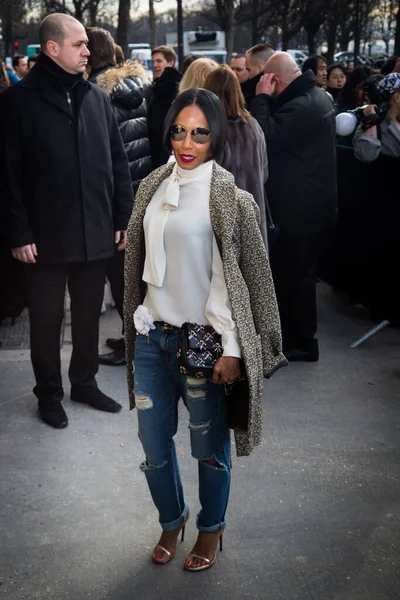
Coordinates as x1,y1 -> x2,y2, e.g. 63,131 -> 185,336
212,357 -> 241,385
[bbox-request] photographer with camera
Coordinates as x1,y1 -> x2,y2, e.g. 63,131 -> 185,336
353,73 -> 400,162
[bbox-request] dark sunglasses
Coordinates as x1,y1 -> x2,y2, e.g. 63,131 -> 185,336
169,124 -> 211,144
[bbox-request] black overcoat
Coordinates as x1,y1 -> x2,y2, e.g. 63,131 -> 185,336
147,67 -> 181,169
0,58 -> 133,263
252,70 -> 338,238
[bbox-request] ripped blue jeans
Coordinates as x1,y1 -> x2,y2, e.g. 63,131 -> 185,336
134,324 -> 231,533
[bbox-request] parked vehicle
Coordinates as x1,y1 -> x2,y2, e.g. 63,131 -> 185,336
27,44 -> 40,57
333,51 -> 369,67
165,30 -> 227,68
129,43 -> 153,79
287,49 -> 308,66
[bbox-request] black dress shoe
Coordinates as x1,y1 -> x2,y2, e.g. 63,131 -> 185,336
71,388 -> 122,413
105,337 -> 125,351
285,347 -> 319,362
98,348 -> 126,366
38,400 -> 68,429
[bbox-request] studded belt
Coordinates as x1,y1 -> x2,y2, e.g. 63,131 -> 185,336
154,321 -> 181,332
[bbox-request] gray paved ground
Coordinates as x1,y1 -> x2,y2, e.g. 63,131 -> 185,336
0,283 -> 399,600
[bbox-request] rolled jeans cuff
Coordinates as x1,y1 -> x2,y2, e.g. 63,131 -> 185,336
160,502 -> 190,532
196,515 -> 226,533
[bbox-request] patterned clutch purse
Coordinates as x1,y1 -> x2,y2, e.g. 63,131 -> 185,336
177,322 -> 223,379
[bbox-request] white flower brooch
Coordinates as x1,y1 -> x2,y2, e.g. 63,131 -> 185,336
134,305 -> 156,336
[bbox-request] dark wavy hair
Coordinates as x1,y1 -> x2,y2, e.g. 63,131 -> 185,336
302,54 -> 327,75
337,66 -> 371,110
163,88 -> 227,160
381,56 -> 398,76
360,74 -> 385,105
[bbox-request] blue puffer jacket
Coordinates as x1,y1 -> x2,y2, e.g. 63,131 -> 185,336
94,61 -> 153,193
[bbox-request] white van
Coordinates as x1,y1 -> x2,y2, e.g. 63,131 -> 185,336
165,31 -> 227,69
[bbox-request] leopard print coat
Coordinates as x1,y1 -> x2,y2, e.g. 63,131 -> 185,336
124,161 -> 287,457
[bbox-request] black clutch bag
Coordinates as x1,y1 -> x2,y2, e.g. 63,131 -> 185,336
177,322 -> 223,379
225,373 -> 249,430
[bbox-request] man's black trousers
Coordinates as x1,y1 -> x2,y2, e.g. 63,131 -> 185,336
26,260 -> 107,402
270,233 -> 321,351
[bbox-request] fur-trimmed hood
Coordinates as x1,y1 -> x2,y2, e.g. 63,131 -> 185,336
96,61 -> 151,96
88,60 -> 153,191
93,61 -> 152,112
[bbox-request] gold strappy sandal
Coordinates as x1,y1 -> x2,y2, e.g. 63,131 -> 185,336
183,532 -> 223,572
152,543 -> 174,564
152,511 -> 190,565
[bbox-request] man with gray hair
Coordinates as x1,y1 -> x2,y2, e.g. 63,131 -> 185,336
252,52 -> 337,362
0,14 -> 133,428
242,43 -> 275,112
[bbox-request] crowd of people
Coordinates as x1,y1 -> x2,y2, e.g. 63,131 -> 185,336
301,52 -> 400,160
1,12 -> 399,573
0,53 -> 38,88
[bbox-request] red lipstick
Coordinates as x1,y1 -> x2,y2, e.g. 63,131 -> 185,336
180,154 -> 195,164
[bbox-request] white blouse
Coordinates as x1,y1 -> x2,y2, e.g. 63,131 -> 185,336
142,160 -> 241,358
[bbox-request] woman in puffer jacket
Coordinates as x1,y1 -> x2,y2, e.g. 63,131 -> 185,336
87,27 -> 153,193
86,27 -> 154,367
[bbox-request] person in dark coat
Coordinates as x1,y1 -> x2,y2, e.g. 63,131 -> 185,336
0,14 -> 133,428
252,52 -> 338,362
86,26 -> 153,366
147,45 -> 182,168
241,44 -> 275,113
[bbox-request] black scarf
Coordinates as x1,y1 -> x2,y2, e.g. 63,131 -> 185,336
36,51 -> 84,93
35,52 -> 88,119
